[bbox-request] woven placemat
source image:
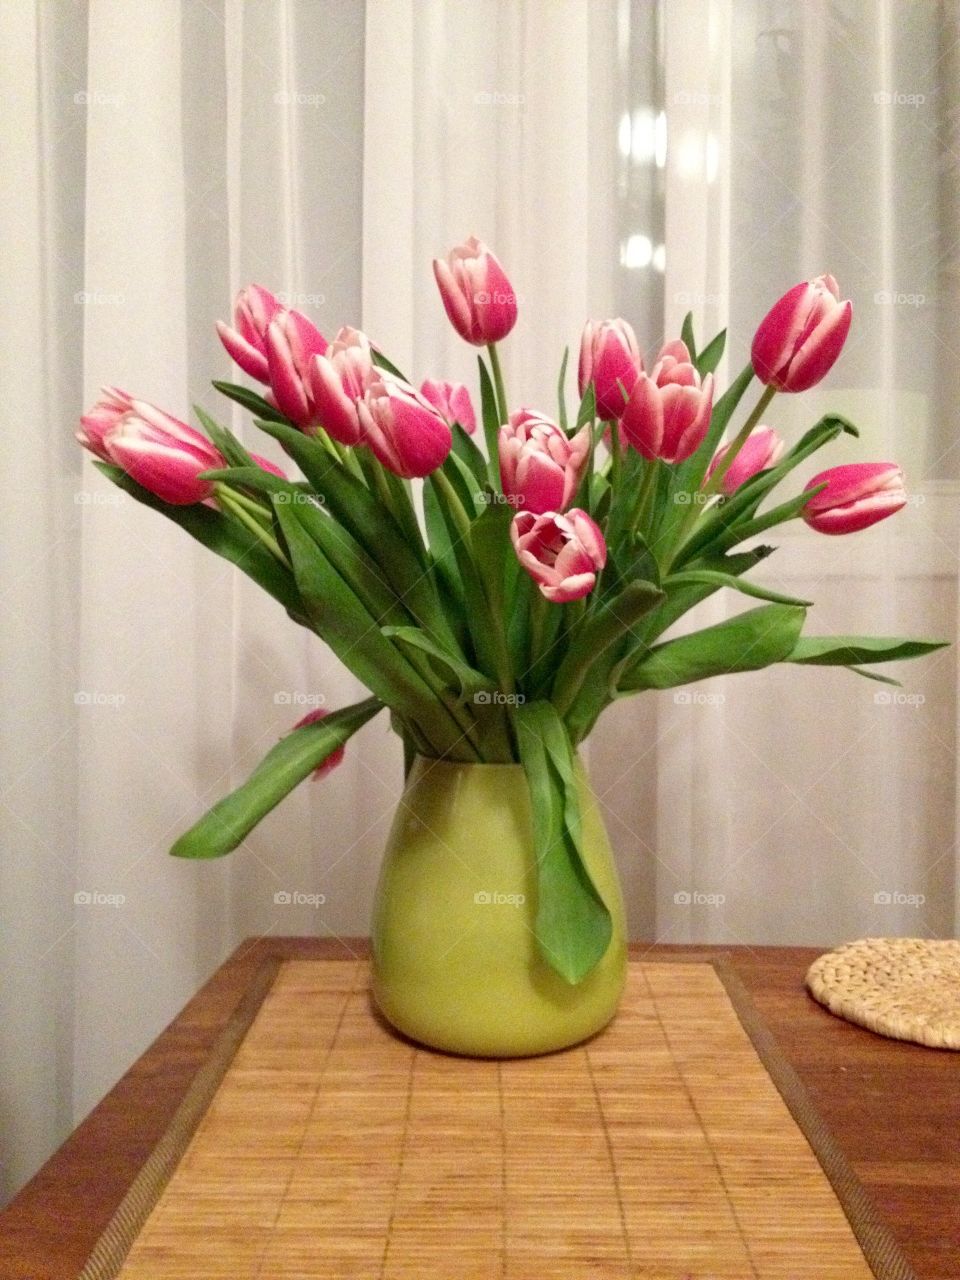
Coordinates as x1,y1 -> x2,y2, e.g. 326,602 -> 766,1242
807,937 -> 960,1050
78,958 -> 917,1280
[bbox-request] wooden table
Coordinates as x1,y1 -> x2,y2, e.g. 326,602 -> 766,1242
1,940 -> 957,1279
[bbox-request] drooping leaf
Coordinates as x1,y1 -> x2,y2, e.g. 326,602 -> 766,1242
665,568 -> 812,608
617,603 -> 807,693
381,626 -> 496,701
513,701 -> 613,984
170,697 -> 383,859
785,635 -> 948,668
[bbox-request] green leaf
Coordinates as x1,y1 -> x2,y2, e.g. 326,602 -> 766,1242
450,423 -> 488,487
193,405 -> 260,469
212,380 -> 289,424
273,499 -> 463,754
477,354 -> 502,490
665,568 -> 813,608
786,635 -> 948,667
170,697 -> 383,859
575,383 -> 597,430
680,312 -> 697,362
618,603 -> 807,693
552,581 -> 665,715
381,626 -> 496,701
371,349 -> 409,381
695,327 -> 726,377
513,701 -> 613,984
557,345 -> 570,430
93,462 -> 302,615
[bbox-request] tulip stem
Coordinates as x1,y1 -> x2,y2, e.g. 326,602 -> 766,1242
632,458 -> 659,537
486,342 -> 509,434
214,485 -> 291,568
703,384 -> 777,496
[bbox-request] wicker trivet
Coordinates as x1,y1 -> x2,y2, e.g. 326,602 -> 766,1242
807,937 -> 960,1050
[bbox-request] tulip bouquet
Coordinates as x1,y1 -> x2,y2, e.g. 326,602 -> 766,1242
78,239 -> 944,983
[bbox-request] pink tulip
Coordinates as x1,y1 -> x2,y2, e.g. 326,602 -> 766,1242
511,508 -> 606,603
432,236 -> 518,345
619,340 -> 714,464
76,386 -> 135,460
752,274 -> 853,393
705,425 -> 785,496
357,376 -> 452,478
498,410 -> 590,514
291,707 -> 346,779
309,326 -> 374,445
420,379 -> 477,434
802,463 -> 906,535
578,319 -> 643,420
216,284 -> 282,383
264,308 -> 329,429
250,454 -> 288,480
100,402 -> 225,505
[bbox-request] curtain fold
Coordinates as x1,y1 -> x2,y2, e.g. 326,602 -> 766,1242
2,0 -> 956,1205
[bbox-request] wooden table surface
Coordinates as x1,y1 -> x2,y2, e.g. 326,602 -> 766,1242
1,939 -> 957,1279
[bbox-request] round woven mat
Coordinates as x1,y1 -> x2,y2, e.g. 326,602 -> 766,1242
806,938 -> 960,1050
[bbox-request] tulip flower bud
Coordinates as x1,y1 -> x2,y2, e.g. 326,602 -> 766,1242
578,319 -> 643,421
752,274 -> 852,393
432,237 -> 518,345
357,377 -> 453,478
77,387 -> 135,459
705,425 -> 785,496
291,707 -> 346,779
498,410 -> 590,515
101,402 -> 225,505
619,340 -> 714,464
802,462 -> 906,535
216,284 -> 282,383
309,326 -> 375,445
420,379 -> 477,434
511,508 -> 606,604
265,308 -> 329,429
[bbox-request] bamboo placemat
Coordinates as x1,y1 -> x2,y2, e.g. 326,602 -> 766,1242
79,958 -> 917,1280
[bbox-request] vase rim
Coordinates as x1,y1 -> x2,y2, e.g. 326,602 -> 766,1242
411,754 -> 523,772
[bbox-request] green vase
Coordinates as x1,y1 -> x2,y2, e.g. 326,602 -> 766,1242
370,755 -> 627,1058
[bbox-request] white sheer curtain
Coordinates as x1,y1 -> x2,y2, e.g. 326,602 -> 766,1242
2,0 -> 956,1204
